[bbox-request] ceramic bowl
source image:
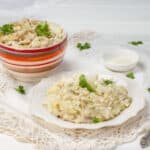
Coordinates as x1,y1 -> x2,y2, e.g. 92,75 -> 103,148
0,26 -> 67,82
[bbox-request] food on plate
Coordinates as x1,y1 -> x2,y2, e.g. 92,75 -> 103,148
43,74 -> 132,124
0,18 -> 66,48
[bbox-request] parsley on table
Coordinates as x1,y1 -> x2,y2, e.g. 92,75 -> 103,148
0,24 -> 14,35
15,85 -> 25,95
79,74 -> 96,92
128,41 -> 143,46
147,88 -> 150,93
103,80 -> 113,85
126,72 -> 135,79
35,22 -> 51,37
92,116 -> 103,123
77,42 -> 91,50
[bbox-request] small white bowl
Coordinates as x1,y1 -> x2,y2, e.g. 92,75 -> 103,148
103,48 -> 139,72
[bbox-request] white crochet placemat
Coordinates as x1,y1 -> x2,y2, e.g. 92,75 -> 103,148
0,31 -> 149,150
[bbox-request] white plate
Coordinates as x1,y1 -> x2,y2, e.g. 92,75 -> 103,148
28,71 -> 145,129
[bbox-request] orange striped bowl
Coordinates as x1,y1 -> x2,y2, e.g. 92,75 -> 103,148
0,33 -> 67,82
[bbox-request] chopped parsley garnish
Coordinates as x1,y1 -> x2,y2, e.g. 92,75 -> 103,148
92,116 -> 103,123
126,72 -> 135,79
77,42 -> 91,50
147,88 -> 150,93
103,79 -> 113,85
128,41 -> 143,46
15,85 -> 25,94
0,24 -> 14,35
35,22 -> 51,37
79,74 -> 96,92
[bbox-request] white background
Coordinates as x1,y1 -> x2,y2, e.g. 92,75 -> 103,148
0,0 -> 150,149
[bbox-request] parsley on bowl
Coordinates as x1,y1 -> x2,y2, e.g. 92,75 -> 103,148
0,18 -> 67,82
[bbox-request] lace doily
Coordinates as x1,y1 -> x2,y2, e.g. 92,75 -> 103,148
0,101 -> 149,150
0,31 -> 149,150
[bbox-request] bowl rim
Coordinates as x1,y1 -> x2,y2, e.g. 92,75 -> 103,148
0,29 -> 67,54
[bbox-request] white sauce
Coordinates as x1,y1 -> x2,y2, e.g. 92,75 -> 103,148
107,56 -> 134,65
103,48 -> 139,71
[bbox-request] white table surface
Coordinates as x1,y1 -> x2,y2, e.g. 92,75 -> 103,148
0,0 -> 150,149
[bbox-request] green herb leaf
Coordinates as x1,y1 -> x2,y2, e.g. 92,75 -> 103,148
147,88 -> 150,93
128,41 -> 143,46
79,74 -> 96,92
126,72 -> 135,79
76,42 -> 91,50
103,79 -> 113,85
35,22 -> 51,37
15,85 -> 25,94
0,24 -> 14,35
92,116 -> 103,123
77,43 -> 82,48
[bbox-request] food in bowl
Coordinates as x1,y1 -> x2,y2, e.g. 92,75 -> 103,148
0,18 -> 66,48
0,18 -> 67,82
43,74 -> 132,123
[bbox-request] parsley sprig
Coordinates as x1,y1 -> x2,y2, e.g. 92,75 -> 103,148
15,85 -> 25,95
0,24 -> 14,35
126,72 -> 135,79
147,88 -> 150,93
103,80 -> 113,85
92,116 -> 103,123
128,41 -> 143,46
35,22 -> 51,37
77,42 -> 91,50
79,74 -> 96,92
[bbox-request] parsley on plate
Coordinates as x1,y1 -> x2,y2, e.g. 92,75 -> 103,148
103,79 -> 113,85
92,116 -> 103,123
79,74 -> 96,92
